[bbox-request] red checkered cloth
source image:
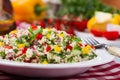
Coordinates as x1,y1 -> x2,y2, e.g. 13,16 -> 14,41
0,61 -> 120,80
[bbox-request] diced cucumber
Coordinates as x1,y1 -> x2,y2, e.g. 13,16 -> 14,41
71,50 -> 81,55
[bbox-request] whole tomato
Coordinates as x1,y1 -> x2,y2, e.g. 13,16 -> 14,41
32,20 -> 46,28
60,24 -> 74,35
39,20 -> 46,28
74,19 -> 88,31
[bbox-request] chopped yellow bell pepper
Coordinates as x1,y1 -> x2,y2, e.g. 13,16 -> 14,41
59,33 -> 65,37
42,60 -> 48,64
17,44 -> 25,48
10,30 -> 18,34
46,34 -> 50,39
54,45 -> 61,53
82,45 -> 91,54
0,42 -> 4,46
46,28 -> 51,31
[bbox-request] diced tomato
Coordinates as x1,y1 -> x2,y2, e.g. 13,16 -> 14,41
36,33 -> 43,40
91,29 -> 103,37
31,25 -> 37,30
15,48 -> 27,57
46,46 -> 51,52
78,43 -> 83,47
66,45 -> 73,50
85,44 -> 89,46
103,31 -> 119,40
5,46 -> 12,49
91,46 -> 95,49
22,47 -> 27,53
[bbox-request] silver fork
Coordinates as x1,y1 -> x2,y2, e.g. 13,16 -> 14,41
81,36 -> 120,57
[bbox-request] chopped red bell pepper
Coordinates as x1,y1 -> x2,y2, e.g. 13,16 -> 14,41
36,33 -> 43,40
46,46 -> 51,52
5,46 -> 13,49
78,43 -> 83,47
22,47 -> 27,53
66,45 -> 73,50
31,25 -> 37,30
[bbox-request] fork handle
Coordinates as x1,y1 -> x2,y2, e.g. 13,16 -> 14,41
106,46 -> 120,57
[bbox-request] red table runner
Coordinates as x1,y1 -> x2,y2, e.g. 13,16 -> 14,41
0,61 -> 120,80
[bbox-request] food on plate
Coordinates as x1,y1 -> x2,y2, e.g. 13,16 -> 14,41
0,26 -> 97,64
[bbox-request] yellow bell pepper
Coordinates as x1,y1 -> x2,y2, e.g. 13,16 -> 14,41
9,30 -> 18,34
111,14 -> 120,24
87,12 -> 120,31
0,42 -> 4,46
59,33 -> 65,37
46,33 -> 50,39
87,17 -> 108,31
54,45 -> 61,53
82,45 -> 91,54
11,0 -> 46,22
17,44 -> 25,49
42,60 -> 48,64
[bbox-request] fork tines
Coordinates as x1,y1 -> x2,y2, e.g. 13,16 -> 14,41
81,36 -> 99,46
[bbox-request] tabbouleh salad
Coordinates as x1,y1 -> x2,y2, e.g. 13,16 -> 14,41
0,26 -> 97,64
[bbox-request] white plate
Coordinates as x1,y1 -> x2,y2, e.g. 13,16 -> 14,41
0,49 -> 114,77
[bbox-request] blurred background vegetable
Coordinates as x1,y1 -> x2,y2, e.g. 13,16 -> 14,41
11,0 -> 46,22
1,0 -> 119,40
60,0 -> 120,19
87,12 -> 120,31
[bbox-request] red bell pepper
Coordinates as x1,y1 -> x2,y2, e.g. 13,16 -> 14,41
103,31 -> 119,40
36,33 -> 43,40
90,29 -> 103,37
46,46 -> 51,52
